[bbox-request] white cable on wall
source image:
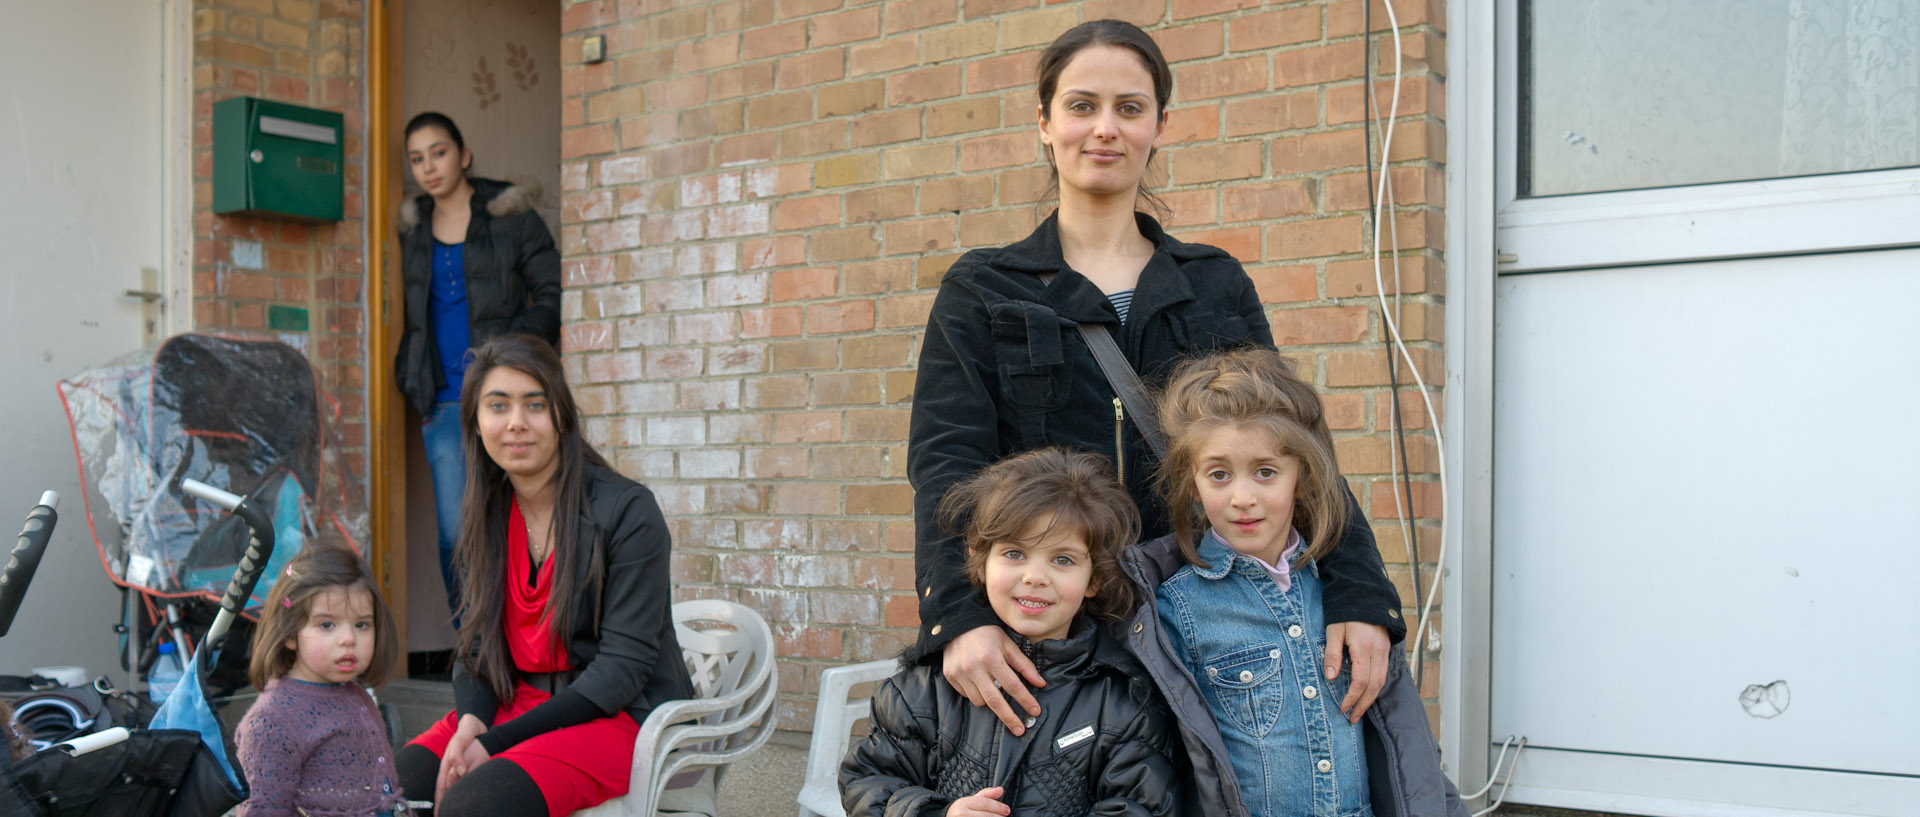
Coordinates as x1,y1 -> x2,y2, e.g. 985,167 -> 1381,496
1367,0 -> 1448,685
1368,3 -> 1523,810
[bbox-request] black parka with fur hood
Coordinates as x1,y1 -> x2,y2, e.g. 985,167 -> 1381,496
395,177 -> 561,416
841,622 -> 1183,817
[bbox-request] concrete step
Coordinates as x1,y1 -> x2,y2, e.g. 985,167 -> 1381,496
378,678 -> 456,740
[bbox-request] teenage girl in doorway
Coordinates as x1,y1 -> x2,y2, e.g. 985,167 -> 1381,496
397,112 -> 562,621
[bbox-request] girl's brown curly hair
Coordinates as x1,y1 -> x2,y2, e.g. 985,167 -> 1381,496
937,447 -> 1140,624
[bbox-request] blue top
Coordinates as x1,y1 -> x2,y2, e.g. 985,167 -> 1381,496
429,241 -> 470,403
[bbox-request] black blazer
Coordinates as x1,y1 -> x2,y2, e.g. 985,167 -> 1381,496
453,464 -> 695,754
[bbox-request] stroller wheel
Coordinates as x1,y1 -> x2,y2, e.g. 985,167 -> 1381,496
379,699 -> 405,752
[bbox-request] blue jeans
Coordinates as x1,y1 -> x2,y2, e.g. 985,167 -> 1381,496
421,401 -> 466,622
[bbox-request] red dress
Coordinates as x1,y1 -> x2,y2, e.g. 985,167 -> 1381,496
409,498 -> 642,814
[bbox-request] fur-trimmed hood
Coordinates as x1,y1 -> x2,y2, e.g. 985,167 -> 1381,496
398,177 -> 539,233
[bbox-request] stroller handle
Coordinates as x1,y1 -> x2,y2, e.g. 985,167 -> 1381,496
181,478 -> 276,654
0,491 -> 59,638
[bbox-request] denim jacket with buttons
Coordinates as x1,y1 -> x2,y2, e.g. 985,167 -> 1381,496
906,212 -> 1405,667
1158,530 -> 1371,817
1119,533 -> 1468,817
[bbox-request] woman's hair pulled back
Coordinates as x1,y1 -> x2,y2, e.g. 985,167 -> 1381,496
404,111 -> 466,152
1155,348 -> 1349,568
1035,19 -> 1174,217
455,334 -> 611,703
248,543 -> 399,690
938,447 -> 1139,624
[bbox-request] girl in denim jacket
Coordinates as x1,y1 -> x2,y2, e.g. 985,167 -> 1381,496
1131,348 -> 1466,817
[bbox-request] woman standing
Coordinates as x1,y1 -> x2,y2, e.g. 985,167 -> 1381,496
397,112 -> 562,619
907,20 -> 1404,737
395,335 -> 692,817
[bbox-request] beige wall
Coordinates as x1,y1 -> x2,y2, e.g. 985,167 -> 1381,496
401,0 -> 563,227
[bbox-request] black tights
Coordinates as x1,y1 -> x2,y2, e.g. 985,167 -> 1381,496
395,744 -> 548,817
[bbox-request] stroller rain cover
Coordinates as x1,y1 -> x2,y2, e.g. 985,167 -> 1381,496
57,333 -> 370,611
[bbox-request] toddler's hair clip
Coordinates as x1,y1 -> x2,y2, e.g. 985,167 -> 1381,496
283,597 -> 293,609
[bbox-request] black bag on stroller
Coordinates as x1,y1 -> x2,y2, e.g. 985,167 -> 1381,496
2,480 -> 269,816
4,728 -> 238,817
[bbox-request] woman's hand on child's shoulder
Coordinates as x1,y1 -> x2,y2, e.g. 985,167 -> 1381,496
942,626 -> 1045,737
947,786 -> 1009,817
1325,621 -> 1391,723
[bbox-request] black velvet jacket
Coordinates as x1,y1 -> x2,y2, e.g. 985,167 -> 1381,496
395,177 -> 562,416
840,623 -> 1182,817
907,213 -> 1405,659
451,464 -> 695,754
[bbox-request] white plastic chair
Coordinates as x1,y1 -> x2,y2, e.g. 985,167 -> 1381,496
577,599 -> 780,817
795,658 -> 898,817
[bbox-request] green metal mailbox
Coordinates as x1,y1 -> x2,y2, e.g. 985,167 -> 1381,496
212,96 -> 344,221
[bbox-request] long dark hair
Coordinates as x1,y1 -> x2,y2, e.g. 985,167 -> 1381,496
1036,19 -> 1174,217
247,543 -> 400,690
455,334 -> 609,703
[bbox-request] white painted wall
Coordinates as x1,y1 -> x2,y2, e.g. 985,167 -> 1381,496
0,0 -> 171,686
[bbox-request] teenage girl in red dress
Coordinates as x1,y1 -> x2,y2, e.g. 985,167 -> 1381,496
396,335 -> 693,816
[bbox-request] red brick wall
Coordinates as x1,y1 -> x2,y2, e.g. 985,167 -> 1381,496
558,0 -> 1446,729
191,0 -> 369,477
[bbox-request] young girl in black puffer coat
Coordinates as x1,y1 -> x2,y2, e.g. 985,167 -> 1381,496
840,448 -> 1182,817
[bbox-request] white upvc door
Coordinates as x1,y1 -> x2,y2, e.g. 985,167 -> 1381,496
1479,1 -> 1920,815
0,0 -> 187,682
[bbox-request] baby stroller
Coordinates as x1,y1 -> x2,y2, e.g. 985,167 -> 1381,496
2,482 -> 265,816
57,333 -> 371,701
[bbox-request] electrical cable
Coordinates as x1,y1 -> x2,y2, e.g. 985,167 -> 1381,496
1365,0 -> 1447,695
1365,7 -> 1526,810
1364,0 -> 1426,690
1468,736 -> 1528,816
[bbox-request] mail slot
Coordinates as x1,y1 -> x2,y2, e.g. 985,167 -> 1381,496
212,96 -> 344,221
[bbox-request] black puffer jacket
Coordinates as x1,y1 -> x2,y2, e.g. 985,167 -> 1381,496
1119,534 -> 1468,817
840,623 -> 1182,817
395,177 -> 562,416
908,213 -> 1404,660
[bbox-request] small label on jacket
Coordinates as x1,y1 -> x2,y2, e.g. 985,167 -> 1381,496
1056,725 -> 1095,750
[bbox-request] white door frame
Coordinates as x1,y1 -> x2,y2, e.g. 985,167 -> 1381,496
1441,0 -> 1498,801
162,0 -> 195,336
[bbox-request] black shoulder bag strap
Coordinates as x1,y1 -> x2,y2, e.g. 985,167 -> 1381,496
1078,322 -> 1168,459
1035,271 -> 1169,459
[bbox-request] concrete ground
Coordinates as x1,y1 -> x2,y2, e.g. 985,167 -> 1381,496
714,730 -> 810,817
374,681 -> 1636,817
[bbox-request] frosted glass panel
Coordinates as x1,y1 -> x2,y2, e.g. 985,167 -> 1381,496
1525,0 -> 1920,196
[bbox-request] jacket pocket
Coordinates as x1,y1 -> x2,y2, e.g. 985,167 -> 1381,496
1200,642 -> 1285,737
988,301 -> 1071,413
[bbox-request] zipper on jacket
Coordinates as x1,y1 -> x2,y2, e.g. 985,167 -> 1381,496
1113,396 -> 1125,484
